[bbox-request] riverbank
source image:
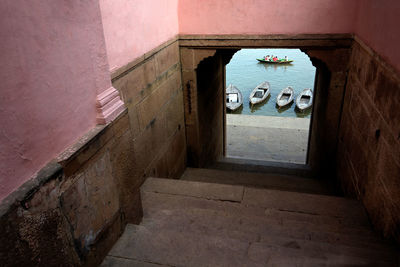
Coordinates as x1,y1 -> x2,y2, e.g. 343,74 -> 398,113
226,114 -> 310,164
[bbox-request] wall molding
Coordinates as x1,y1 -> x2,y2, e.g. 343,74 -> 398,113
96,86 -> 126,125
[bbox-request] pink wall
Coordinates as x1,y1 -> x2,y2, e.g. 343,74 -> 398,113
179,0 -> 358,35
355,0 -> 400,72
0,1 -> 113,201
100,0 -> 179,72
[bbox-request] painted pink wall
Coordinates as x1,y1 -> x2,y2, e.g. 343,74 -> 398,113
0,1 -> 113,201
355,0 -> 400,72
179,0 -> 358,35
100,0 -> 179,72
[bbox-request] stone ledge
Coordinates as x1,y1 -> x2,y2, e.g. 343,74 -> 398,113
57,109 -> 128,169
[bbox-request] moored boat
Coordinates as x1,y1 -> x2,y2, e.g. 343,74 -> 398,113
276,86 -> 294,108
249,81 -> 270,105
226,84 -> 243,111
296,88 -> 313,111
257,58 -> 294,64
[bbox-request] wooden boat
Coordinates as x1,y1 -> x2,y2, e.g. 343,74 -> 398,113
296,88 -> 313,111
257,58 -> 294,64
226,84 -> 243,111
276,86 -> 294,108
249,81 -> 270,105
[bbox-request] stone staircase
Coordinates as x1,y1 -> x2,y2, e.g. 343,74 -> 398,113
101,168 -> 399,266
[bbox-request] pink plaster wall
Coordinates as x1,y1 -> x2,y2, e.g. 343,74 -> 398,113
100,0 -> 179,72
178,0 -> 358,35
355,0 -> 400,72
0,0 -> 113,201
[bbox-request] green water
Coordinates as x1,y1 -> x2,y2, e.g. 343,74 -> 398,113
226,49 -> 316,118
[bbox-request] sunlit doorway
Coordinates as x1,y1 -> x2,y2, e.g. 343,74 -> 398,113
225,48 -> 316,164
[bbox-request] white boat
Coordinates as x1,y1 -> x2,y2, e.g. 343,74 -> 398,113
296,88 -> 313,111
249,81 -> 270,105
276,86 -> 294,108
226,84 -> 243,111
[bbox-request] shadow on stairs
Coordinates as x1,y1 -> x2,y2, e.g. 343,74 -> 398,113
101,168 -> 399,266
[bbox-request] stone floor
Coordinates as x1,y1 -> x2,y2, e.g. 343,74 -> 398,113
226,114 -> 310,164
102,174 -> 398,266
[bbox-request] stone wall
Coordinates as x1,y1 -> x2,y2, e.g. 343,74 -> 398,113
111,39 -> 186,181
0,112 -> 140,266
337,38 -> 400,242
0,38 -> 186,266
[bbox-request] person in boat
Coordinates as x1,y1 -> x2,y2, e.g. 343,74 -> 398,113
284,56 -> 288,61
269,55 -> 273,61
264,55 -> 270,61
273,56 -> 278,62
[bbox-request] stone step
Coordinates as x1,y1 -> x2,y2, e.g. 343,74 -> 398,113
101,256 -> 168,267
108,224 -> 395,267
103,177 -> 399,266
142,191 -> 392,252
143,178 -> 366,223
211,157 -> 313,177
107,224 -> 265,267
181,167 -> 333,195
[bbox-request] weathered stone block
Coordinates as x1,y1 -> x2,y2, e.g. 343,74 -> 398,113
374,70 -> 400,128
166,128 -> 186,176
0,208 -> 80,266
180,47 -> 194,70
166,89 -> 185,138
127,105 -> 141,139
113,66 -> 144,108
155,41 -> 179,76
60,151 -> 120,255
137,71 -> 180,129
132,113 -> 168,176
111,111 -> 130,139
142,57 -> 157,88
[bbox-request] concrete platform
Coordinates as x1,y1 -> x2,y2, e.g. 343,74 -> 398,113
226,114 -> 311,164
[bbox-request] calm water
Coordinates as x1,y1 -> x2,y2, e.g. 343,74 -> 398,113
226,49 -> 316,118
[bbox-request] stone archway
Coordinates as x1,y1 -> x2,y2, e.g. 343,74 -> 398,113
179,35 -> 352,180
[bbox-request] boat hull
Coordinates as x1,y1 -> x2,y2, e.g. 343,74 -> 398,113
249,81 -> 270,105
226,84 -> 243,111
296,88 -> 313,111
257,59 -> 293,64
276,86 -> 294,108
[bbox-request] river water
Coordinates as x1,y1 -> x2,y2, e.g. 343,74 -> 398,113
226,49 -> 316,118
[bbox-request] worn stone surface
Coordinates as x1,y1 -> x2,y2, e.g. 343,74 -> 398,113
61,151 -> 120,256
101,256 -> 166,267
181,167 -> 333,195
137,71 -> 181,129
103,177 -> 398,266
142,177 -> 244,202
337,40 -> 400,242
155,41 -> 179,76
165,127 -> 186,178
